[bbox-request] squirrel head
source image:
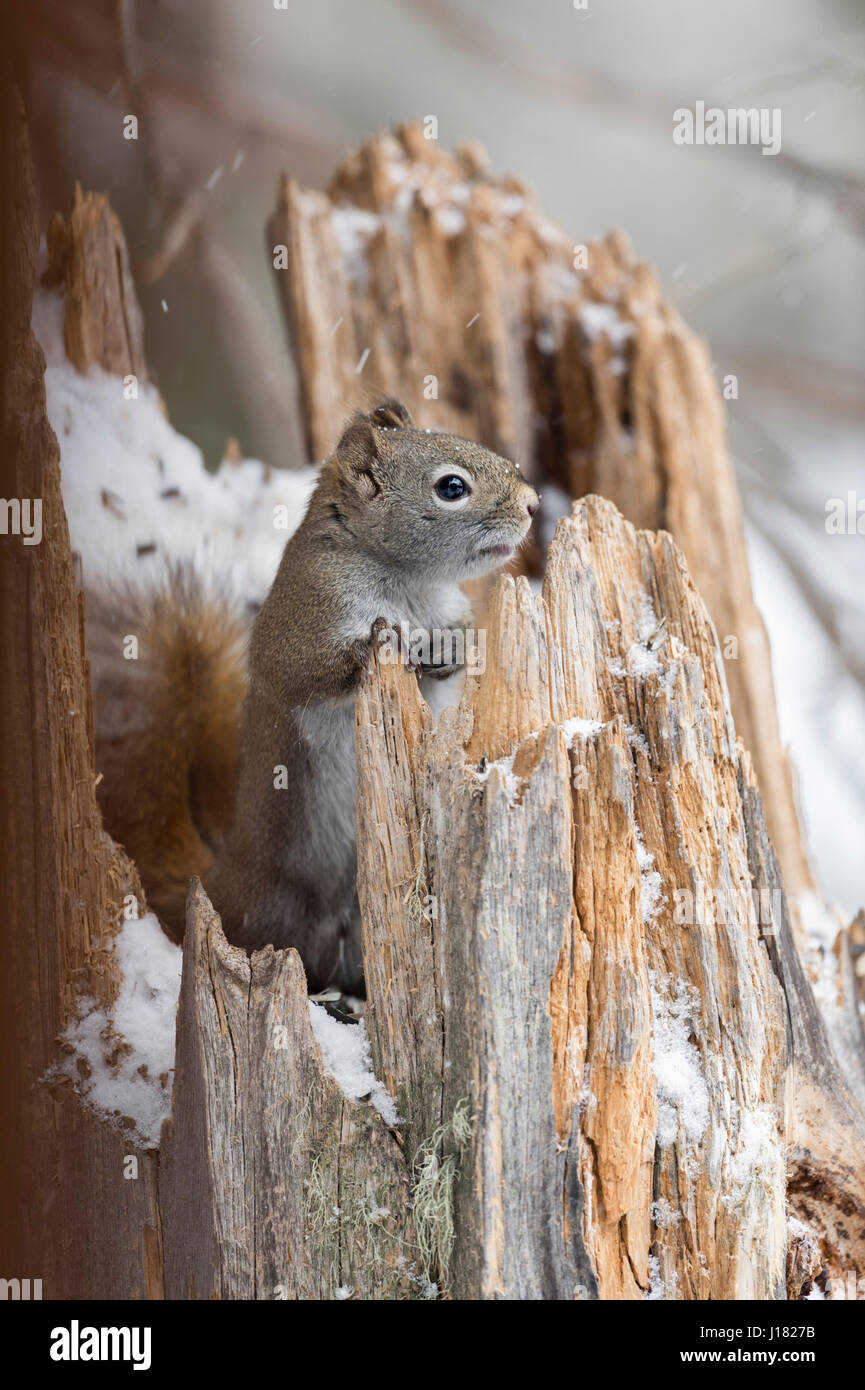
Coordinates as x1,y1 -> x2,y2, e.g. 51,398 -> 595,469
322,399 -> 539,580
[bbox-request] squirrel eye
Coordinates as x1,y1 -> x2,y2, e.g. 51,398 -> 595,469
434,474 -> 469,502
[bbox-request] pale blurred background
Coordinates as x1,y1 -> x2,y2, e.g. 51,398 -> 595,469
19,0 -> 865,914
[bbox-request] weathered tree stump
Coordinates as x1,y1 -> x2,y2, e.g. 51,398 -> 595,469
273,123 -> 865,1146
160,883 -> 417,1300
3,104 -> 863,1301
355,496 -> 865,1299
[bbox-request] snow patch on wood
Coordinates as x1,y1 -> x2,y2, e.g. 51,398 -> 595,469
649,971 -> 709,1150
308,1003 -> 401,1126
32,286 -> 315,607
51,913 -> 181,1148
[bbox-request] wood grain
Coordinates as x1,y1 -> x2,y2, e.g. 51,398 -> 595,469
160,881 -> 418,1300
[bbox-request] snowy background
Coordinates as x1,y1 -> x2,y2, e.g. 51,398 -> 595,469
21,0 -> 865,917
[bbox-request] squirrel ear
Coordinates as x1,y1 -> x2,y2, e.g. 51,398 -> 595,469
333,400 -> 412,498
334,419 -> 382,500
368,398 -> 413,430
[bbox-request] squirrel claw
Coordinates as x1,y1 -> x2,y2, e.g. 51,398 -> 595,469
421,662 -> 463,681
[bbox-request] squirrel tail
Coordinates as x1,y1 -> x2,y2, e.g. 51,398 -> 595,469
86,566 -> 249,938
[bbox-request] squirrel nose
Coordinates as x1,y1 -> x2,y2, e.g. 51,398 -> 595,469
526,494 -> 539,519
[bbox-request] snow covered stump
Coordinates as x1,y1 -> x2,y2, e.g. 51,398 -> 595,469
153,492 -> 865,1301
8,127 -> 864,1300
354,495 -> 865,1300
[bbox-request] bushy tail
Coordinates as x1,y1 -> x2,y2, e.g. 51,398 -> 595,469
85,567 -> 249,938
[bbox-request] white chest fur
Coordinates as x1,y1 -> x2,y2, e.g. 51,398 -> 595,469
298,576 -> 469,873
340,575 -> 468,644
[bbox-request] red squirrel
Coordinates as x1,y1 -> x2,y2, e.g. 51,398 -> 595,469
89,400 -> 539,993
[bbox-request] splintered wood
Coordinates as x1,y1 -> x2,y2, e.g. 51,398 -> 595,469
160,882 -> 417,1300
45,183 -> 148,382
274,121 -> 811,915
355,495 -> 865,1300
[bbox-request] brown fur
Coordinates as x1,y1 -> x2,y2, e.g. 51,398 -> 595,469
86,568 -> 247,938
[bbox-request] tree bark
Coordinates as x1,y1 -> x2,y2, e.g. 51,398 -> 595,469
0,77 -> 161,1298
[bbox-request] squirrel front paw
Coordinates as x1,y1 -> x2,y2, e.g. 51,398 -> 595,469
336,634 -> 374,691
370,617 -> 424,674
